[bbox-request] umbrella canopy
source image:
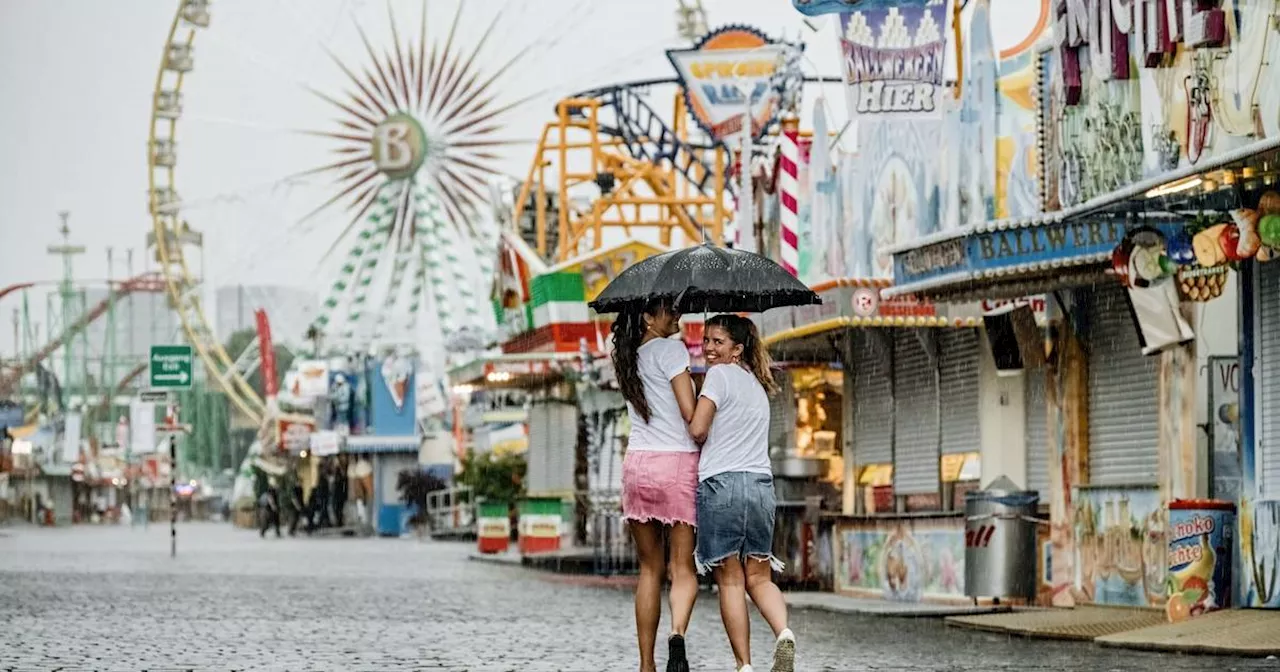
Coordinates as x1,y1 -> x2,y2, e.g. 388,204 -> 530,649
588,243 -> 822,314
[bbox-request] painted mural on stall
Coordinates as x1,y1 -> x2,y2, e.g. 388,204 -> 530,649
834,518 -> 965,601
940,0 -> 998,231
837,0 -> 948,276
1071,486 -> 1167,607
993,0 -> 1050,219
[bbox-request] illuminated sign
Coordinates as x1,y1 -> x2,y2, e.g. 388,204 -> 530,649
667,26 -> 795,142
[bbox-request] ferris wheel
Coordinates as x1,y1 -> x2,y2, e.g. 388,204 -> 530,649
144,0 -> 593,424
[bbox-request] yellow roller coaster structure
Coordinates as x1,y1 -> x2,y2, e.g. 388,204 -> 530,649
512,79 -> 736,262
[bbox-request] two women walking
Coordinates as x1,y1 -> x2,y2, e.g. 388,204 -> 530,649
615,301 -> 795,672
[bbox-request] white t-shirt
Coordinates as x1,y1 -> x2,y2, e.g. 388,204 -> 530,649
697,363 -> 772,481
625,338 -> 697,453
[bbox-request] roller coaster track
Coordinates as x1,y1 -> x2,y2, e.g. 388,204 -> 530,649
576,79 -> 726,201
0,272 -> 167,397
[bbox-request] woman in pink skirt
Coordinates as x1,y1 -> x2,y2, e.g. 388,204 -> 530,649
614,298 -> 699,672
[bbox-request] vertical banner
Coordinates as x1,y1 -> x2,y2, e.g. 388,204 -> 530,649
838,0 -> 948,118
129,400 -> 156,455
62,412 -> 82,463
254,309 -> 278,398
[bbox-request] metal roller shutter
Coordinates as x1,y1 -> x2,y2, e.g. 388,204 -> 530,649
938,329 -> 981,455
525,402 -> 552,494
547,401 -> 578,494
1086,284 -> 1159,485
894,330 -> 940,495
769,370 -> 796,456
1257,262 -> 1280,499
1025,367 -> 1050,495
853,332 -> 892,466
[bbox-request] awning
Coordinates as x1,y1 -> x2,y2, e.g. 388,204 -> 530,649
344,435 -> 420,454
448,352 -> 583,388
884,136 -> 1280,300
764,315 -> 983,346
759,278 -> 983,350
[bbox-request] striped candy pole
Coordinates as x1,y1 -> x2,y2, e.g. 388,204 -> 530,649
777,114 -> 801,277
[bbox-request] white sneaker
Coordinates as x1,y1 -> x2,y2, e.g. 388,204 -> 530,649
737,665 -> 754,672
771,628 -> 795,672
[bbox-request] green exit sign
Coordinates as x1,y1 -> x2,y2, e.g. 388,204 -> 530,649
150,345 -> 193,389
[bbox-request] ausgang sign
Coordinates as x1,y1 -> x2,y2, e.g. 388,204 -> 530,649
667,26 -> 794,142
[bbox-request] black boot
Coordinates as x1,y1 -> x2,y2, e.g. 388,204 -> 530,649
666,634 -> 689,672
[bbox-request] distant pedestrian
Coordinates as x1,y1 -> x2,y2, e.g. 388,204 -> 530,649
331,464 -> 347,528
312,469 -> 332,530
288,483 -> 305,537
258,487 -> 280,538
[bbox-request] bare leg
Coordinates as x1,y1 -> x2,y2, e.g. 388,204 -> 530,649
714,556 -> 751,669
744,558 -> 788,636
666,523 -> 698,637
631,521 -> 666,672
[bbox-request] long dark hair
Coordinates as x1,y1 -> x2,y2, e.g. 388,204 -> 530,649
611,298 -> 669,423
705,314 -> 777,395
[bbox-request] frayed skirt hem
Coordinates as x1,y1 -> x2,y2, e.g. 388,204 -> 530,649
695,551 -> 786,576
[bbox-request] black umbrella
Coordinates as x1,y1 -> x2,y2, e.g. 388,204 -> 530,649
587,243 -> 821,314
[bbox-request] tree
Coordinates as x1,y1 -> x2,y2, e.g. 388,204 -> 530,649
222,328 -> 295,398
397,468 -> 448,526
455,449 -> 526,503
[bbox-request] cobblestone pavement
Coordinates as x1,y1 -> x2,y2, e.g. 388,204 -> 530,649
1,523 -> 1277,672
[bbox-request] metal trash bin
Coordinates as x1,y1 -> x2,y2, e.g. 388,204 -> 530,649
964,476 -> 1040,602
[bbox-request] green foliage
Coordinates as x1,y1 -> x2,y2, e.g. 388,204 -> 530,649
397,469 -> 448,524
455,449 -> 526,503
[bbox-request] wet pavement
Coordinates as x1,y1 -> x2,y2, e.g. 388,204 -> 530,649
1,523 -> 1276,671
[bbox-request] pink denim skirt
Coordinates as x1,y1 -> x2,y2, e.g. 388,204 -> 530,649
621,449 -> 699,528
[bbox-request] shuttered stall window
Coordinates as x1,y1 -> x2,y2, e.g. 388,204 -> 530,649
769,370 -> 797,457
853,331 -> 892,468
1086,283 -> 1159,485
938,329 -> 981,456
1024,367 -> 1051,495
894,330 -> 940,495
546,401 -> 579,495
525,402 -> 553,494
1258,262 -> 1280,499
379,454 -> 417,505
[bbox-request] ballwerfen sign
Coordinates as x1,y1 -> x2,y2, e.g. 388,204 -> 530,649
150,344 -> 193,389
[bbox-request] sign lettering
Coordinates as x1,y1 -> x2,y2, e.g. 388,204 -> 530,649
149,345 -> 192,389
374,123 -> 414,172
976,220 -> 1126,262
837,1 -> 948,119
902,239 -> 965,276
371,113 -> 427,180
667,27 -> 792,143
1055,0 -> 1132,104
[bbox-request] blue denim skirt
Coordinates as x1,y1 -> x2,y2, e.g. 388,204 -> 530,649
694,471 -> 784,575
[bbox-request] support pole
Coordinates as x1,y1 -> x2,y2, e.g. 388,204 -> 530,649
170,432 -> 177,558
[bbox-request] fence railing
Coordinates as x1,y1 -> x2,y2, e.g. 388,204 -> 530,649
424,486 -> 476,539
586,491 -> 636,575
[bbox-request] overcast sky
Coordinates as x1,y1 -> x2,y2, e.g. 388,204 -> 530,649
0,0 -> 1042,353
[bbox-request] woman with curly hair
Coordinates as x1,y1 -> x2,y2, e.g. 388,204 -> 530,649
688,314 -> 794,672
613,298 -> 699,672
